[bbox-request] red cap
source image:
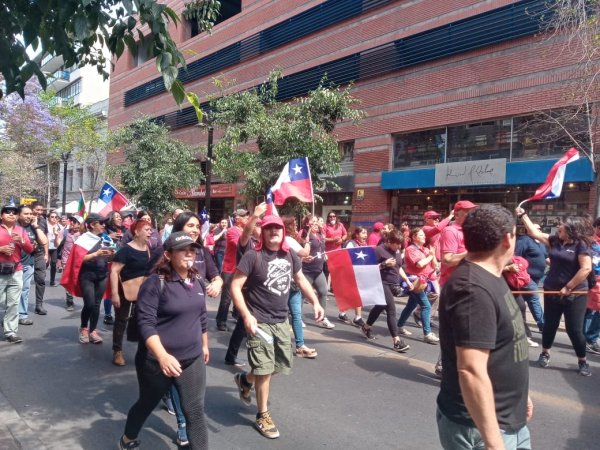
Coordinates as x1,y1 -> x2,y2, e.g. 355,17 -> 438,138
373,222 -> 384,231
261,215 -> 284,228
453,200 -> 478,212
423,211 -> 441,219
255,215 -> 289,252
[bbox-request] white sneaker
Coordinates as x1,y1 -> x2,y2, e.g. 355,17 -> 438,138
317,317 -> 335,329
301,321 -> 306,328
398,327 -> 412,336
527,337 -> 539,348
424,333 -> 440,344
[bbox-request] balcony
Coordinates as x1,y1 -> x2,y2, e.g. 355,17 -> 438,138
39,54 -> 64,74
46,70 -> 71,91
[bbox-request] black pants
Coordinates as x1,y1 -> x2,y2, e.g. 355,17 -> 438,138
367,283 -> 398,338
514,294 -> 532,338
48,249 -> 58,284
216,272 -> 234,325
543,293 -> 587,358
225,318 -> 246,362
80,275 -> 108,333
124,351 -> 208,449
113,294 -> 134,352
34,253 -> 46,309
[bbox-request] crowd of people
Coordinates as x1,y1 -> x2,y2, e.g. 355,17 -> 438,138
1,198 -> 599,450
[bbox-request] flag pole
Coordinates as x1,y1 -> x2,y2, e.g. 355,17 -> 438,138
517,199 -> 529,209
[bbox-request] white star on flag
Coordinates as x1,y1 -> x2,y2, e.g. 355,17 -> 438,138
103,188 -> 112,197
292,164 -> 303,174
355,251 -> 368,260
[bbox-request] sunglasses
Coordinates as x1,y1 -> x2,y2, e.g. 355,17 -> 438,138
3,211 -> 16,215
328,215 -> 336,218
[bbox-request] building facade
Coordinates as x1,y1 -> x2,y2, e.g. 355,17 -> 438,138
108,0 -> 599,230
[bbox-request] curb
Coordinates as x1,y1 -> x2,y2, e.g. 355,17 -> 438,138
0,388 -> 46,450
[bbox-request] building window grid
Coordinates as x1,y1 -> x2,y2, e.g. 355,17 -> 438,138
57,79 -> 81,100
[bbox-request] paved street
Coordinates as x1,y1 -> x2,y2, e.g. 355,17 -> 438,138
1,281 -> 599,449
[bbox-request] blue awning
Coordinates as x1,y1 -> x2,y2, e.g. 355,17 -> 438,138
381,157 -> 595,190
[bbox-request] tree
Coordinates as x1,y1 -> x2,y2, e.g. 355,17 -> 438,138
207,71 -> 365,211
1,0 -> 220,103
109,117 -> 204,215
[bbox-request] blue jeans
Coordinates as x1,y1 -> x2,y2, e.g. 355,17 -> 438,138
104,298 -> 112,317
288,289 -> 304,348
397,290 -> 431,335
521,279 -> 544,331
437,407 -> 531,450
215,251 -> 225,274
19,264 -> 34,319
170,385 -> 186,428
584,309 -> 600,343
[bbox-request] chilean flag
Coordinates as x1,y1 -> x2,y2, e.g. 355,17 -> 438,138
526,147 -> 580,202
271,157 -> 313,205
265,189 -> 279,216
97,182 -> 129,216
327,246 -> 386,311
199,206 -> 210,240
60,232 -> 101,298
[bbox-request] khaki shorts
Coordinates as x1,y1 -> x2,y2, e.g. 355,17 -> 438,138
247,321 -> 293,376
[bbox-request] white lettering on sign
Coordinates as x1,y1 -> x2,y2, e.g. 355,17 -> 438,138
435,158 -> 506,187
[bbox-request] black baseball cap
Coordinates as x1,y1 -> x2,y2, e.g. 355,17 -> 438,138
85,213 -> 105,224
163,231 -> 202,251
1,204 -> 19,214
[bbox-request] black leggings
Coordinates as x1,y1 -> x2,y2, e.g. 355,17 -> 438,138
80,275 -> 108,333
48,249 -> 58,284
514,294 -> 532,338
366,283 -> 398,338
124,351 -> 208,449
543,293 -> 587,358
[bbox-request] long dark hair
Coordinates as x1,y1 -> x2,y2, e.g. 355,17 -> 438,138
173,211 -> 204,246
105,211 -> 125,233
559,215 -> 594,246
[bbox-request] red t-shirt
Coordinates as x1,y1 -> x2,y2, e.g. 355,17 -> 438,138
439,222 -> 466,286
405,244 -> 436,281
0,224 -> 33,272
222,226 -> 243,274
367,232 -> 381,246
423,216 -> 452,260
324,223 -> 347,252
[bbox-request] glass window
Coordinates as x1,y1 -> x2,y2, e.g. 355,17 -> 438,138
446,119 -> 511,163
189,0 -> 242,38
86,166 -> 97,190
393,128 -> 446,169
57,79 -> 81,100
339,141 -> 354,162
66,170 -> 73,191
76,168 -> 84,189
512,109 -> 589,161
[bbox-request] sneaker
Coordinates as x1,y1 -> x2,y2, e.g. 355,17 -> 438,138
317,317 -> 335,329
393,339 -> 410,352
527,338 -> 539,348
224,358 -> 246,367
176,424 -> 189,447
424,333 -> 440,344
434,364 -> 443,378
89,330 -> 103,344
66,304 -> 75,312
162,395 -> 175,415
5,334 -> 23,344
118,435 -> 141,449
361,324 -> 375,340
18,318 -> 33,325
338,313 -> 351,325
295,345 -> 318,359
103,315 -> 114,325
586,341 -> 600,355
398,327 -> 413,336
412,312 -> 423,328
352,316 -> 365,328
578,361 -> 592,377
217,322 -> 228,331
113,350 -> 126,366
537,352 -> 550,368
234,372 -> 252,405
79,327 -> 89,344
255,411 -> 280,439
301,321 -> 306,328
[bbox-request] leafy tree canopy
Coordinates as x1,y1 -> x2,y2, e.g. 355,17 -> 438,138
108,117 -> 204,215
0,0 -> 220,103
208,71 -> 365,209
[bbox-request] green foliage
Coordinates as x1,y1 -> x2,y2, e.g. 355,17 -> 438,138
1,0 -> 220,102
209,71 -> 365,204
183,0 -> 221,34
109,117 -> 204,215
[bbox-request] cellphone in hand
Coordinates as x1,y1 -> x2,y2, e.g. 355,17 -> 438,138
256,195 -> 266,204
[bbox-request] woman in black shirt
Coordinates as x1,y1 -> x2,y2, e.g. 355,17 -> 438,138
517,207 -> 593,376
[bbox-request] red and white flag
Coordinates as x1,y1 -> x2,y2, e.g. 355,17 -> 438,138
270,157 -> 313,205
327,246 -> 386,311
97,182 -> 129,216
525,147 -> 579,202
60,232 -> 101,297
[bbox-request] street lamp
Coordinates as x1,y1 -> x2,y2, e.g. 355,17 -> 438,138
61,152 -> 71,215
198,111 -> 214,214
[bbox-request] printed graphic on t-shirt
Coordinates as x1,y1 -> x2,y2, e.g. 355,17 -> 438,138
264,258 -> 292,296
504,291 -> 528,363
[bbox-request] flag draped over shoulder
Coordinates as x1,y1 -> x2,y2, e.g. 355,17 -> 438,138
60,232 -> 101,297
525,147 -> 579,202
271,157 -> 313,205
199,207 -> 210,240
327,246 -> 386,311
97,182 -> 129,216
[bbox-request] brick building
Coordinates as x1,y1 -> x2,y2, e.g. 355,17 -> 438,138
108,0 -> 598,231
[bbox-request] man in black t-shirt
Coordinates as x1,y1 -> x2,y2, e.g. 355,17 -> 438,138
437,205 -> 532,450
31,202 -> 49,315
230,215 -> 324,440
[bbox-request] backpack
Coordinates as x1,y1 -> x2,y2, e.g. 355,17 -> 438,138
503,256 -> 531,289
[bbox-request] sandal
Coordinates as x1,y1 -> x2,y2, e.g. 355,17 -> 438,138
296,346 -> 318,359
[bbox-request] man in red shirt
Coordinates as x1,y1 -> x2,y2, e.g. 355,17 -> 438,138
422,210 -> 453,261
216,209 -> 250,331
0,203 -> 33,343
367,222 -> 384,246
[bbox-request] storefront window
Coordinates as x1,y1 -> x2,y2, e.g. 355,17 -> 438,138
512,110 -> 589,161
393,128 -> 446,169
446,119 -> 511,163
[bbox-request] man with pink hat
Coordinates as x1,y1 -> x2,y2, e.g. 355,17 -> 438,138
367,222 -> 385,246
422,210 -> 454,261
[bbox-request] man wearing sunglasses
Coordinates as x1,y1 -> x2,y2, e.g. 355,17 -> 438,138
0,203 -> 34,343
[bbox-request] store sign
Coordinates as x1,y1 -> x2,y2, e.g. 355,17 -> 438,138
175,184 -> 236,199
435,158 -> 506,187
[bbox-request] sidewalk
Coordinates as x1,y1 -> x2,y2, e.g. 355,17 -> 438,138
0,389 -> 46,450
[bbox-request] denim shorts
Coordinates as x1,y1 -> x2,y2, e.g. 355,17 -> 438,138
247,321 -> 293,376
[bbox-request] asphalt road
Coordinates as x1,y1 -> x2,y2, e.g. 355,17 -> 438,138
1,281 -> 599,449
